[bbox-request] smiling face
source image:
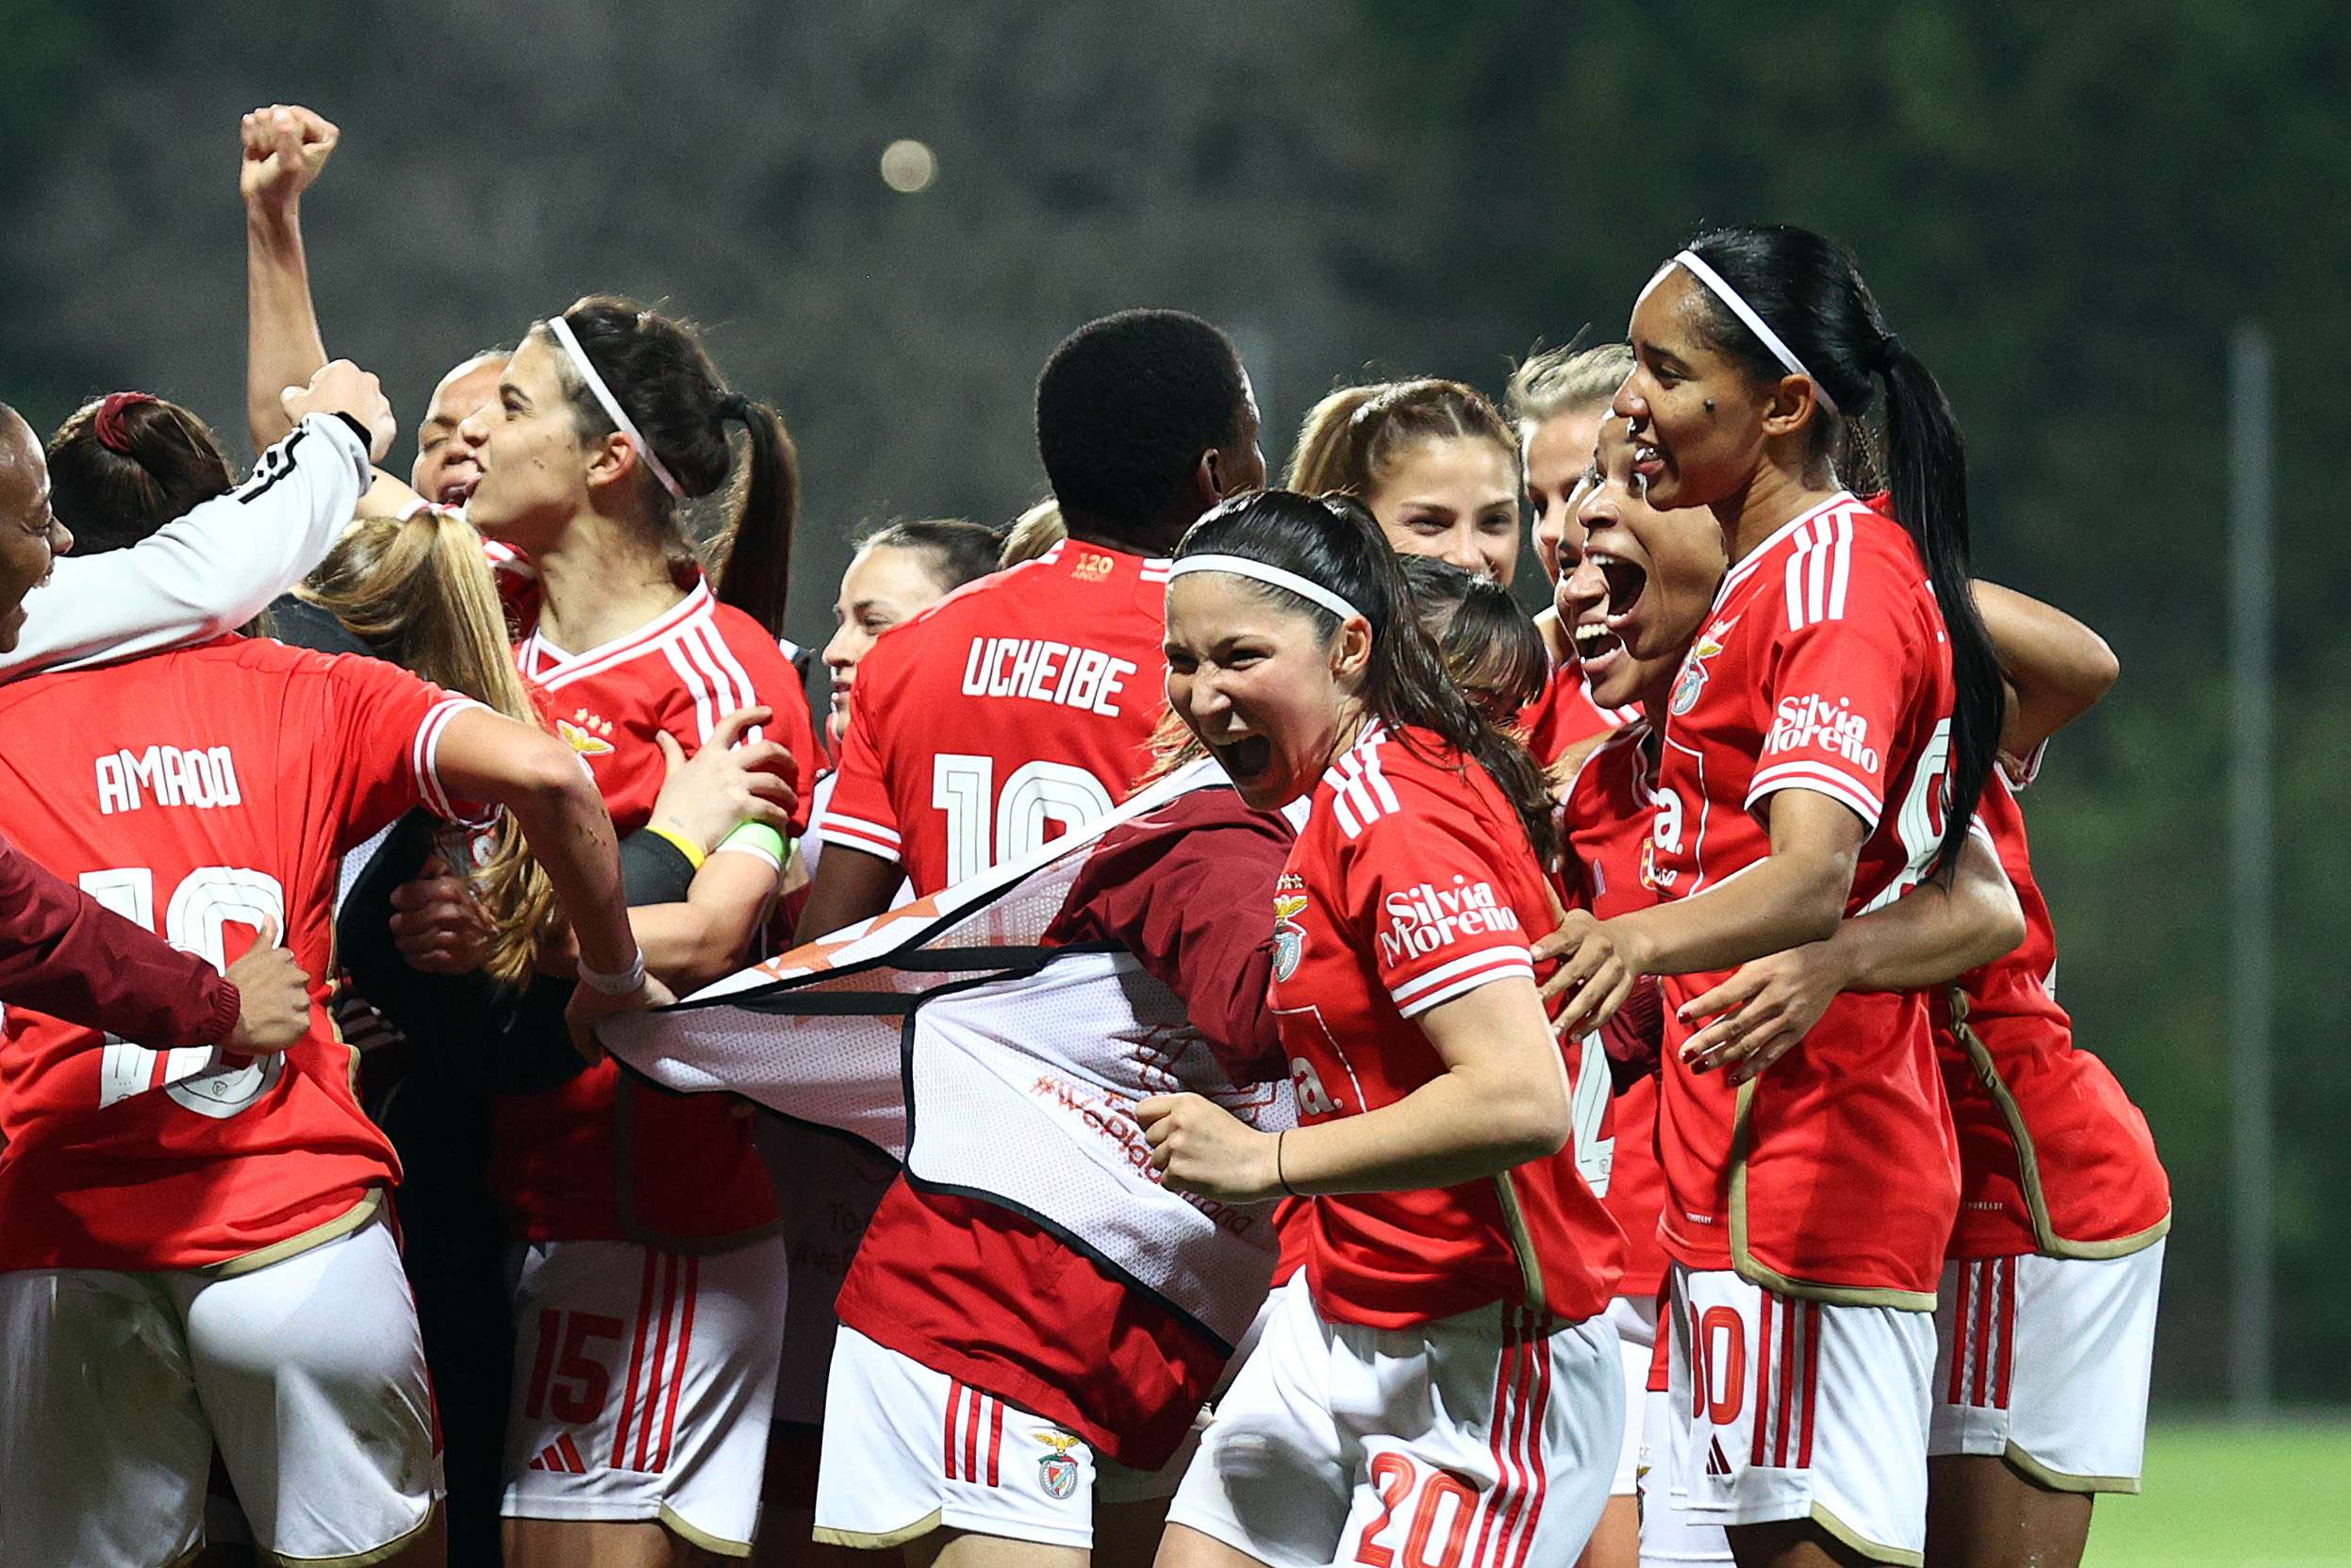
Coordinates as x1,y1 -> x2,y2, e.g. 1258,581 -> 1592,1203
412,355 -> 504,507
0,410 -> 70,654
455,335 -> 604,552
1613,266 -> 1796,514
1524,404 -> 1605,586
1557,419 -> 1729,713
822,543 -> 953,742
1363,433 -> 1523,587
1164,572 -> 1369,809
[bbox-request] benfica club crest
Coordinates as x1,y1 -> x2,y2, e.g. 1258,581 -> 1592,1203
1272,885 -> 1310,983
1668,619 -> 1735,716
1037,1430 -> 1082,1500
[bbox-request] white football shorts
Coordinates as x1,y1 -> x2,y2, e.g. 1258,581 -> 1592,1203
502,1233 -> 787,1557
0,1213 -> 441,1568
814,1323 -> 1153,1550
1167,1274 -> 1624,1568
1929,1242 -> 2163,1493
1663,1264 -> 1934,1567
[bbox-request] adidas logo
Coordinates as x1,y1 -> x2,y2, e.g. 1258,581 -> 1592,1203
1706,1437 -> 1734,1478
528,1434 -> 591,1475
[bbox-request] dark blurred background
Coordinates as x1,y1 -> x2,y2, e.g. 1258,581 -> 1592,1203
3,0 -> 2342,1411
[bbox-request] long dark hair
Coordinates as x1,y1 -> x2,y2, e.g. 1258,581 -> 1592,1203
46,392 -> 234,553
1678,223 -> 1997,878
1394,554 -> 1548,718
542,294 -> 800,636
1174,490 -> 1559,866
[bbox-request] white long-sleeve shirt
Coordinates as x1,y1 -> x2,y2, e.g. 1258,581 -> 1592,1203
1,413 -> 370,678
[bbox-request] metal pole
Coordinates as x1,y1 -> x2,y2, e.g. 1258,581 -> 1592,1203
2227,322 -> 2276,1417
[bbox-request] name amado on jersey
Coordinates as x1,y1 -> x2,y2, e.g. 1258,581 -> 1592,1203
0,637 -> 485,1273
816,540 -> 1171,897
1274,721 -> 1623,1331
1647,493 -> 1962,1304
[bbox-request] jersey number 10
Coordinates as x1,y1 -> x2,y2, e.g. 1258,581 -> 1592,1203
75,865 -> 289,1117
932,753 -> 1117,884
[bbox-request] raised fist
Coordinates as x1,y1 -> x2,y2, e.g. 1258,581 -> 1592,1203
240,104 -> 339,208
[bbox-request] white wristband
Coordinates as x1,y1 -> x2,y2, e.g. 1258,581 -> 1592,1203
577,949 -> 647,997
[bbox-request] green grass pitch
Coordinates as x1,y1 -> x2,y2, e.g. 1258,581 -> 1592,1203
2086,1419 -> 2351,1567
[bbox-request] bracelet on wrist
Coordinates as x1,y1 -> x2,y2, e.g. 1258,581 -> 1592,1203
646,824 -> 707,871
577,948 -> 647,997
1276,1129 -> 1300,1197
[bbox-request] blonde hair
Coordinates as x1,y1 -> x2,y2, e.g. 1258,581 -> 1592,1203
1504,341 -> 1634,438
1283,378 -> 1518,502
1000,499 -> 1067,567
290,513 -> 563,986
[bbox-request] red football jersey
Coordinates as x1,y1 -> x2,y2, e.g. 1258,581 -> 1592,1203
494,577 -> 819,1244
1519,658 -> 1635,767
815,540 -> 1167,898
0,637 -> 477,1272
1275,721 -> 1623,1330
1936,772 -> 2169,1258
1647,493 -> 1961,1304
1557,720 -> 1670,1299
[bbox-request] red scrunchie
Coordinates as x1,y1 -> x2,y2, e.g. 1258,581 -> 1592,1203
93,391 -> 159,454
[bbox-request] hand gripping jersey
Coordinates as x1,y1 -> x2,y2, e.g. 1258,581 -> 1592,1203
1520,657 -> 1636,767
1648,493 -> 1961,1307
1557,719 -> 1671,1301
493,575 -> 820,1245
1935,772 -> 2169,1259
815,539 -> 1169,896
0,636 -> 481,1272
1275,721 -> 1623,1330
603,759 -> 1295,1403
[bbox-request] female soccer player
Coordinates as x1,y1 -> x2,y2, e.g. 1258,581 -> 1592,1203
1504,343 -> 1641,763
1558,417 -> 2046,1568
452,295 -> 820,1566
800,308 -> 1264,935
1285,378 -> 1525,586
1140,489 -> 1626,1568
0,505 -> 654,1568
1544,224 -> 2008,1568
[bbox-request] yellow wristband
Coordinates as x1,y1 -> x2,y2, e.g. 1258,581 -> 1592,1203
646,825 -> 707,871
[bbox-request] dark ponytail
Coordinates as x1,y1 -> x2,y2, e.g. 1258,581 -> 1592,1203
45,392 -> 235,554
1174,490 -> 1560,867
1678,224 -> 1999,879
543,295 -> 799,637
710,397 -> 799,638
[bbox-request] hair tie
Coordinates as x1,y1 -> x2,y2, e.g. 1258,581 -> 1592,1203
93,391 -> 158,454
716,392 -> 753,423
1872,332 -> 1903,371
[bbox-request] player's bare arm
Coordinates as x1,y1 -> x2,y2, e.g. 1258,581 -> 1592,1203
1973,579 -> 2120,761
242,104 -> 338,454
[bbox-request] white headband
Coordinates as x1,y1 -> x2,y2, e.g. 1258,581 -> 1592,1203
1636,249 -> 1841,417
1167,554 -> 1365,624
544,313 -> 687,499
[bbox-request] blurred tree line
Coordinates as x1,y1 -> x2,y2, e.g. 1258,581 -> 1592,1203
1,0 -> 2341,1403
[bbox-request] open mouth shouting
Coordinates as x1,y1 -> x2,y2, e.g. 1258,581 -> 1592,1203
1207,732 -> 1276,791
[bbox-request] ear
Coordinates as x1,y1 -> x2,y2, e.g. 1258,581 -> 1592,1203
581,430 -> 638,494
1188,448 -> 1224,510
1329,614 -> 1375,686
1758,373 -> 1824,441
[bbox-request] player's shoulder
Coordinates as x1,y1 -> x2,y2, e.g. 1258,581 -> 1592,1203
1316,722 -> 1485,842
1557,718 -> 1649,814
701,598 -> 803,683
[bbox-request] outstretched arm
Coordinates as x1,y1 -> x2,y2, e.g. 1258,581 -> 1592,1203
242,104 -> 338,454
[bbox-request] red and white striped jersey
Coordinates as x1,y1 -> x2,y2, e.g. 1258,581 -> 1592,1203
0,636 -> 477,1271
493,575 -> 819,1245
1935,772 -> 2169,1258
1648,493 -> 1961,1305
1519,657 -> 1635,767
814,540 -> 1168,898
1274,721 -> 1623,1329
1556,719 -> 1670,1299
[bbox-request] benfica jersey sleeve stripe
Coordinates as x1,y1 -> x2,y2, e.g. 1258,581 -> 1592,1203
1389,945 -> 1537,1018
1747,758 -> 1884,832
1784,512 -> 1856,631
410,696 -> 488,822
814,810 -> 903,855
